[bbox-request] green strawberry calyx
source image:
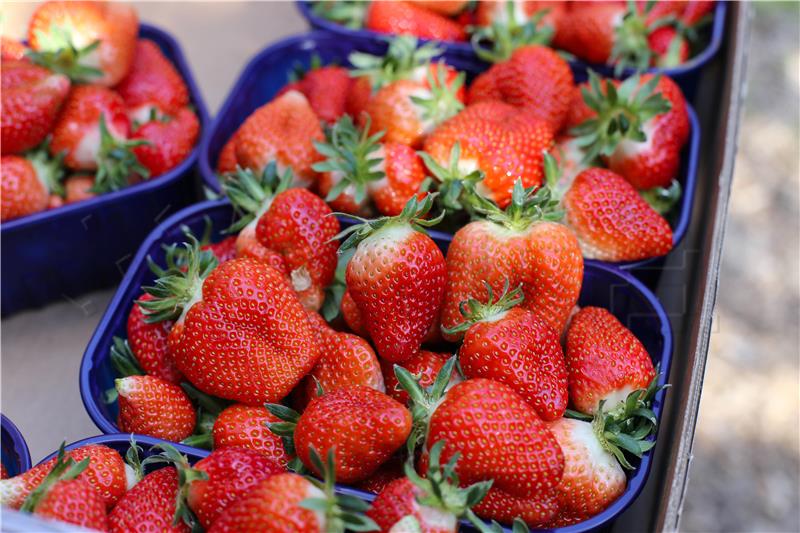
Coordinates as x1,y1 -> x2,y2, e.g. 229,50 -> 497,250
611,0 -> 679,75
223,161 -> 294,234
92,114 -> 151,194
349,36 -> 443,93
409,63 -> 466,131
20,442 -> 90,513
468,178 -> 564,233
419,142 -> 485,212
143,443 -> 207,531
25,137 -> 66,197
311,0 -> 369,30
470,4 -> 554,63
443,279 -> 524,335
264,402 -> 304,473
639,179 -> 682,215
27,25 -> 104,82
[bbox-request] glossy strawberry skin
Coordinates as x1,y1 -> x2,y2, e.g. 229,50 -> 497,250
64,174 -> 96,203
423,101 -> 553,208
566,306 -> 656,414
116,375 -> 196,441
1,37 -> 26,61
116,39 -> 190,122
341,288 -> 369,338
468,45 -> 574,133
371,142 -> 428,216
276,65 -> 352,124
1,61 -> 70,155
563,168 -> 673,262
553,2 -> 624,64
459,308 -> 568,421
472,486 -> 560,528
34,478 -> 109,531
213,404 -> 292,467
347,226 -> 446,363
648,26 -> 689,67
365,80 -> 434,149
109,467 -> 188,533
234,91 -> 324,186
189,447 -> 286,530
173,258 -> 321,405
381,350 -> 449,405
356,456 -> 405,495
202,236 -> 238,264
367,477 -> 457,533
132,107 -> 199,177
365,1 -> 467,42
441,220 -> 583,339
208,473 -> 325,532
216,135 -> 240,174
128,294 -> 182,384
0,156 -> 49,222
295,386 -> 412,483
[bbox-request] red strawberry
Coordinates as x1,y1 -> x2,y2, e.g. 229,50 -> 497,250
27,1 -> 138,86
572,72 -> 690,189
441,181 -> 583,339
234,90 -> 324,187
213,404 -> 291,467
356,456 -> 405,494
132,107 -> 200,178
409,0 -> 469,16
566,306 -> 657,415
467,45 -> 574,133
203,236 -> 238,264
648,25 -> 689,67
313,115 -> 427,216
116,39 -> 190,124
109,467 -> 188,533
268,386 -> 412,483
682,0 -> 715,26
381,350 -> 450,405
1,60 -> 70,155
116,375 -> 196,441
127,294 -> 182,383
276,65 -> 352,124
1,37 -> 26,61
0,464 -> 7,479
216,134 -> 239,174
475,0 -> 566,29
1,149 -> 64,222
342,195 -> 447,363
422,101 -> 553,208
563,167 -> 673,261
0,444 -> 128,509
448,283 -> 568,421
365,1 -> 467,42
63,174 -> 97,203
472,487 -> 559,529
553,2 -> 624,64
341,288 -> 369,338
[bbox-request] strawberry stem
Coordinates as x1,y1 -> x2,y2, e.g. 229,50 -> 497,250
223,162 -> 293,233
419,143 -> 485,212
311,0 -> 369,29
92,114 -> 151,194
27,26 -> 103,82
470,5 -> 554,63
409,63 -> 465,128
20,443 -> 90,513
443,279 -> 524,335
348,36 -> 443,92
639,179 -> 682,214
468,178 -> 564,232
26,137 -> 65,197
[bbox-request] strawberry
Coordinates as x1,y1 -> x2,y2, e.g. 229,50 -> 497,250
234,90 -> 324,187
563,167 -> 673,261
216,134 -> 240,174
277,64 -> 352,124
108,466 -> 188,533
50,84 -> 149,192
63,174 -> 97,203
1,147 -> 64,222
27,1 -> 138,86
681,0 -> 716,26
340,195 -> 447,363
212,404 -> 291,467
116,39 -> 190,124
474,0 -> 565,30
341,288 -> 369,338
126,294 -> 182,383
364,63 -> 465,148
381,350 -> 449,405
422,101 -> 553,208
553,2 -> 624,65
0,444 -> 128,509
1,464 -> 7,480
447,282 -> 568,421
571,72 -> 690,190
366,441 -> 492,533
203,236 -> 238,264
116,375 -> 196,441
467,45 -> 574,133
648,26 -> 689,67
313,115 -> 427,216
131,107 -> 200,178
356,456 -> 405,495
1,60 -> 70,155
267,386 -> 412,483
565,306 -> 657,415
441,180 -> 583,339
365,1 -> 467,42
409,0 -> 469,16
1,37 -> 27,61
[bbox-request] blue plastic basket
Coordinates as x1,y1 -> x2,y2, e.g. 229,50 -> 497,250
79,199 -> 672,532
0,23 -> 209,317
1,414 -> 32,477
296,0 -> 726,98
198,31 -> 699,273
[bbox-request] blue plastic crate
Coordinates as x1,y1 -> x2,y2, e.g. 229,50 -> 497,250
1,414 -> 31,478
1,23 -> 209,317
80,199 -> 672,532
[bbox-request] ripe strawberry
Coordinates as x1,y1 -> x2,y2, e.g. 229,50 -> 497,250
1,60 -> 70,155
364,63 -> 465,148
381,350 -> 450,405
365,1 -> 467,42
447,282 -> 568,421
563,167 -> 673,261
681,0 -> 715,26
132,107 -> 200,178
276,64 -> 352,124
356,456 -> 405,494
0,464 -> 7,480
471,487 -> 559,529
341,288 -> 369,338
0,444 -> 128,509
212,404 -> 291,467
422,101 -> 553,208
467,45 -> 574,133
108,466 -> 188,533
367,441 -> 492,533
1,37 -> 26,61
409,0 -> 469,16
234,90 -> 324,187
127,294 -> 182,383
648,26 -> 690,67
441,180 -> 583,339
553,2 -> 624,65
1,148 -> 64,222
341,195 -> 446,363
203,236 -> 238,264
571,72 -> 690,190
116,39 -> 190,124
63,174 -> 97,203
268,386 -> 412,483
313,115 -> 427,216
216,134 -> 239,174
27,1 -> 138,86
116,375 -> 196,441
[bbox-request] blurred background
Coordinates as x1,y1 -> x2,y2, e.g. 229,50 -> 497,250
2,2 -> 798,532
